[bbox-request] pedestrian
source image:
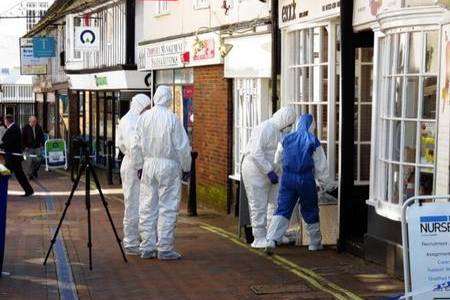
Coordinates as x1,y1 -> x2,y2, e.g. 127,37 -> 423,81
0,116 -> 6,142
116,94 -> 152,256
132,86 -> 191,260
22,116 -> 45,179
265,114 -> 336,255
0,115 -> 34,197
241,106 -> 297,248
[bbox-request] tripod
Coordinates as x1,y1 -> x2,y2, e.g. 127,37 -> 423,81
43,144 -> 127,270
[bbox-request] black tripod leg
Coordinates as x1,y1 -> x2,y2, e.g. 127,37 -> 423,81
43,162 -> 85,266
85,165 -> 93,270
90,164 -> 128,263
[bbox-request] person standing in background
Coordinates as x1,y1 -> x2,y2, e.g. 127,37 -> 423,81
0,115 -> 33,196
22,116 -> 45,180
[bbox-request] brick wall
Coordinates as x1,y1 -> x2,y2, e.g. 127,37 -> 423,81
193,65 -> 232,212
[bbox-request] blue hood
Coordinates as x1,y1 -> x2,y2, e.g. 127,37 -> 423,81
297,114 -> 313,132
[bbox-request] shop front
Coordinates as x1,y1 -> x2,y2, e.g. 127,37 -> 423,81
67,70 -> 152,169
138,32 -> 234,212
279,0 -> 375,247
353,0 -> 444,275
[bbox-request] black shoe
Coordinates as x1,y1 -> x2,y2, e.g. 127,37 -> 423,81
22,191 -> 34,197
33,171 -> 38,178
28,175 -> 34,180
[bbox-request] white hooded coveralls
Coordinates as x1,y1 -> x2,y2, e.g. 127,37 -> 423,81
132,86 -> 191,253
241,107 -> 296,248
116,94 -> 151,249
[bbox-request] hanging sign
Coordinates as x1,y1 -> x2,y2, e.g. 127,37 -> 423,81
19,38 -> 47,75
406,203 -> 450,299
32,37 -> 56,58
74,26 -> 100,51
44,139 -> 68,170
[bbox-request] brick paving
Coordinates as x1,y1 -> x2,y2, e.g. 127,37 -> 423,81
0,170 -> 404,299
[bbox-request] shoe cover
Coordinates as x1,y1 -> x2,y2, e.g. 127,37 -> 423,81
125,246 -> 141,256
264,240 -> 276,256
158,250 -> 182,260
140,250 -> 157,259
251,237 -> 267,249
305,222 -> 323,251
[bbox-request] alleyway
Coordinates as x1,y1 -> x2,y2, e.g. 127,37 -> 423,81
0,171 -> 403,300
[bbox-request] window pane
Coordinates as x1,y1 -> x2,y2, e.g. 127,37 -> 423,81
419,169 -> 433,195
393,77 -> 403,117
392,121 -> 401,161
403,121 -> 417,163
360,144 -> 370,181
403,165 -> 415,200
425,31 -> 438,73
361,48 -> 373,63
404,77 -> 419,118
408,32 -> 422,74
360,65 -> 372,102
156,69 -> 173,85
390,164 -> 400,204
422,77 -> 437,119
420,122 -> 435,165
361,104 -> 371,141
396,34 -> 407,74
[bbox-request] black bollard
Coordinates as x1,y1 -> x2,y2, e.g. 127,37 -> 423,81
188,151 -> 198,217
107,141 -> 114,185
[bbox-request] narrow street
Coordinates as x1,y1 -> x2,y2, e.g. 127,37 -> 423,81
0,171 -> 403,299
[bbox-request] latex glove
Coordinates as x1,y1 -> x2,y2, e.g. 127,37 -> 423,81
137,169 -> 143,180
267,171 -> 279,184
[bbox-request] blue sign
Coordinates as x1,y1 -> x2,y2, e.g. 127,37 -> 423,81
32,37 -> 56,58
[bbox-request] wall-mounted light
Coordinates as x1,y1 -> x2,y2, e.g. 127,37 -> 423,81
219,38 -> 233,57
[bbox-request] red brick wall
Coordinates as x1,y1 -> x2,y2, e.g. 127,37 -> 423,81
193,65 -> 232,212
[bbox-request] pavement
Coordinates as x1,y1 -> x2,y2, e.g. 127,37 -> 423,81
0,169 -> 404,300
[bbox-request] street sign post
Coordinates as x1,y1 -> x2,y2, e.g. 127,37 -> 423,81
44,139 -> 68,171
401,196 -> 450,299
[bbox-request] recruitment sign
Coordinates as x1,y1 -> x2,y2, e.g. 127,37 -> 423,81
44,139 -> 67,170
407,203 -> 450,299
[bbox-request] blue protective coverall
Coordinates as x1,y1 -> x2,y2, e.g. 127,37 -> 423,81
266,114 -> 335,251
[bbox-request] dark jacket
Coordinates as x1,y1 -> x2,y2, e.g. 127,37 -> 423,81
1,123 -> 24,164
22,124 -> 45,149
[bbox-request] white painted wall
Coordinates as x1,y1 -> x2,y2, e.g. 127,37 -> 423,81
140,0 -> 270,43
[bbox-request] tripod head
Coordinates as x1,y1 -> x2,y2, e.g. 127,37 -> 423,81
72,136 -> 91,161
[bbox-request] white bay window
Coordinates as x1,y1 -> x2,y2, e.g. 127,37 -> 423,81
370,29 -> 438,219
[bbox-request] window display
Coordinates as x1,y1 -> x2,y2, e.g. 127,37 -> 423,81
372,30 -> 438,214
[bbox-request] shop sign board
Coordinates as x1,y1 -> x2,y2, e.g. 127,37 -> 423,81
44,139 -> 67,170
74,26 -> 100,51
406,203 -> 450,299
138,32 -> 222,71
279,0 -> 340,28
32,37 -> 56,58
19,38 -> 47,75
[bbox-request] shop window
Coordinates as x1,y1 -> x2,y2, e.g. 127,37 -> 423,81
231,78 -> 271,178
372,30 -> 438,219
284,24 -> 339,180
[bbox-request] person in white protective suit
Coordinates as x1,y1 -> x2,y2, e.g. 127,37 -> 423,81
116,94 -> 152,256
265,114 -> 337,255
132,86 -> 191,260
241,106 -> 297,248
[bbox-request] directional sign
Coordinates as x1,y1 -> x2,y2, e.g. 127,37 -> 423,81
32,37 -> 56,58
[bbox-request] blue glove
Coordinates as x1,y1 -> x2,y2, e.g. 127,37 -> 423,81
267,171 -> 279,184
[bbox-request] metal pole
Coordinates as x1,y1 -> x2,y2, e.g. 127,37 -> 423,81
271,0 -> 279,113
107,141 -> 113,185
188,152 -> 198,216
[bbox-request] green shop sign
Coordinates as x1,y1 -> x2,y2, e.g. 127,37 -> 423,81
95,76 -> 108,87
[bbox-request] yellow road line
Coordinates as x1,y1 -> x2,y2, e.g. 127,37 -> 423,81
200,223 -> 363,300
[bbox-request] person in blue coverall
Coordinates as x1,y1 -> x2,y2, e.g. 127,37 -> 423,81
265,114 -> 336,255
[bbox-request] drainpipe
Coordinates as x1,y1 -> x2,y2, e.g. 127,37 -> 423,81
338,0 -> 356,252
271,0 -> 279,113
125,0 -> 136,65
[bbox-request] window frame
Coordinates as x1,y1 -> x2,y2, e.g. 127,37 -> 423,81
193,0 -> 209,10
155,0 -> 169,16
370,27 -> 439,220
